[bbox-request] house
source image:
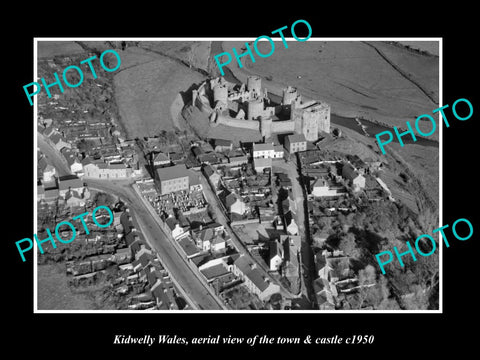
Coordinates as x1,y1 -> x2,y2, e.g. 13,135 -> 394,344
285,133 -> 307,154
313,277 -> 336,310
284,211 -> 299,236
202,164 -> 221,191
227,154 -> 248,167
269,241 -> 284,271
212,139 -> 233,153
220,190 -> 246,216
231,255 -> 280,301
152,152 -> 171,167
43,164 -> 56,182
273,145 -> 284,159
312,178 -> 345,197
177,235 -> 200,259
58,175 -> 84,197
64,190 -> 85,208
254,157 -> 272,173
282,236 -> 300,292
168,152 -> 186,165
259,207 -> 275,224
156,164 -> 190,195
342,163 -> 366,191
49,133 -> 71,151
273,215 -> 284,230
188,171 -> 203,192
200,262 -> 231,282
280,234 -> 301,253
211,233 -> 228,252
252,143 -> 275,159
347,154 -> 367,175
61,148 -> 83,175
44,188 -> 59,203
82,159 -> 132,179
70,157 -> 83,174
165,216 -> 187,240
195,227 -> 214,251
198,152 -> 220,165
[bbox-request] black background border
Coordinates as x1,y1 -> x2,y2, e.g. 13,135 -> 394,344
6,6 -> 478,356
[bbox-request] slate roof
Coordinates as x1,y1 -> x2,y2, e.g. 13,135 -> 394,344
156,164 -> 189,182
287,133 -> 307,144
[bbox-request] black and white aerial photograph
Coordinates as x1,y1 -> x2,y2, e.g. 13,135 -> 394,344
34,38 -> 440,312
7,7 -> 478,356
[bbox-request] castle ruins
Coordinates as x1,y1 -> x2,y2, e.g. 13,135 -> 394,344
192,75 -> 330,142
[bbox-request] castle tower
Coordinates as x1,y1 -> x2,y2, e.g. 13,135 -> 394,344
247,98 -> 264,120
302,109 -> 320,141
282,86 -> 299,105
213,83 -> 228,107
247,76 -> 262,97
316,102 -> 331,134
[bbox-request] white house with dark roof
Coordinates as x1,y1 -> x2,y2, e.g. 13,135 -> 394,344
231,255 -> 280,301
269,241 -> 284,271
153,152 -> 170,167
342,163 -> 366,191
82,159 -> 132,179
165,215 -> 188,240
58,175 -> 84,197
252,143 -> 275,159
43,164 -> 56,182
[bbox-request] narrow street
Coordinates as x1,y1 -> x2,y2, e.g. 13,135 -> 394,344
84,178 -> 225,310
198,170 -> 301,300
273,158 -> 317,308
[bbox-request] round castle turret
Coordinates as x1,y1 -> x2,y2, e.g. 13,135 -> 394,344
283,86 -> 299,105
247,76 -> 262,97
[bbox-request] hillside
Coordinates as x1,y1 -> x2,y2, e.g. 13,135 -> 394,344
113,47 -> 206,139
221,40 -> 439,138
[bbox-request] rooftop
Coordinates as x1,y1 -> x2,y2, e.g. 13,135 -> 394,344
287,133 -> 307,144
254,157 -> 272,167
58,175 -> 83,190
253,143 -> 274,152
200,263 -> 229,280
156,164 -> 190,181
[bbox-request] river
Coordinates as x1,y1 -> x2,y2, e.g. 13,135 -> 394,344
210,41 -> 437,148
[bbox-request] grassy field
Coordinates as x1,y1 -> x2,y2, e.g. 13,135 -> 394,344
221,40 -> 439,135
37,41 -> 85,58
321,125 -> 438,212
37,263 -> 96,310
139,41 -> 211,72
113,47 -> 206,139
219,40 -> 439,210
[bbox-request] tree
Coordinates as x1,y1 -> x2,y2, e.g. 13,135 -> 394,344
337,232 -> 361,259
356,264 -> 377,309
